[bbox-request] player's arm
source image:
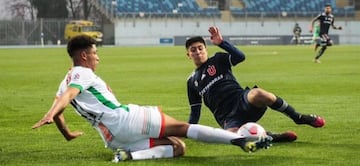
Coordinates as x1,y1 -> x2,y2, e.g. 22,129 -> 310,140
47,96 -> 83,141
187,81 -> 202,124
53,111 -> 83,141
32,87 -> 80,129
332,25 -> 342,30
208,26 -> 245,66
310,13 -> 323,33
188,104 -> 201,124
310,16 -> 319,33
331,19 -> 342,30
218,40 -> 245,66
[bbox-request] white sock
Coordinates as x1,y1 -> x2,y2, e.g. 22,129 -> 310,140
186,124 -> 241,144
131,145 -> 174,160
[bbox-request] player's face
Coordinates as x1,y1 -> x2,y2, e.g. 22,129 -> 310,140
84,44 -> 99,71
325,6 -> 332,14
187,42 -> 208,67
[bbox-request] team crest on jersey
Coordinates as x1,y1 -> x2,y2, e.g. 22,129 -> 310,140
207,65 -> 216,76
73,73 -> 80,80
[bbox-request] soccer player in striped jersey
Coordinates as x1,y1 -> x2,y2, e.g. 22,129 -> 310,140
186,27 -> 325,143
310,4 -> 342,63
32,35 -> 271,162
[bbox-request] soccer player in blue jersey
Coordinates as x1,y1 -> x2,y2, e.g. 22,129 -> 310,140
310,4 -> 342,63
186,27 -> 325,142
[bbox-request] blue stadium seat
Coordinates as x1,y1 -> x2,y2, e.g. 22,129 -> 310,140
231,0 -> 353,18
111,0 -> 220,18
100,0 -> 352,18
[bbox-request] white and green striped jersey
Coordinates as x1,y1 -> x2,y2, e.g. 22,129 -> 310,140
56,66 -> 125,125
313,24 -> 320,37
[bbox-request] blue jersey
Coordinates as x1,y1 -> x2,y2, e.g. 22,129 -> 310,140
187,41 -> 245,125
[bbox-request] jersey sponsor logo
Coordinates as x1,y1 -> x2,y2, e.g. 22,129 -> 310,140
207,65 -> 216,76
323,20 -> 332,24
199,74 -> 223,96
325,17 -> 333,21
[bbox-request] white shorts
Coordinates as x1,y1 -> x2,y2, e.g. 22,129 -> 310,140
95,104 -> 165,151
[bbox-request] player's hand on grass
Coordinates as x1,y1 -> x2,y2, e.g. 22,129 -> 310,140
32,112 -> 57,129
66,131 -> 84,141
208,26 -> 223,45
32,116 -> 53,129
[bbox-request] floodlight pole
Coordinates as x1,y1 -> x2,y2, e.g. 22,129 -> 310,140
40,18 -> 44,47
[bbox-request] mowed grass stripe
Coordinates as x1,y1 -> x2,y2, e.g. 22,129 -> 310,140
0,45 -> 359,165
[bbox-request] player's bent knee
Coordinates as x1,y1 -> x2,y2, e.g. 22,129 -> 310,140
249,88 -> 271,100
248,88 -> 276,106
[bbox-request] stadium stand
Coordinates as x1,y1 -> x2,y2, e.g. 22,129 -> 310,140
230,0 -> 355,18
99,0 -> 355,19
112,0 -> 221,17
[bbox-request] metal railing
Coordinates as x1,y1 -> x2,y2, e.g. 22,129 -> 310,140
0,19 -> 67,45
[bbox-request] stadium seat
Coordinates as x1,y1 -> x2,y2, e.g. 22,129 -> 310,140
231,0 -> 354,18
111,0 -> 221,18
99,0 -> 353,19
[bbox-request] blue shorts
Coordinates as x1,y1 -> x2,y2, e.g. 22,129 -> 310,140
222,88 -> 267,130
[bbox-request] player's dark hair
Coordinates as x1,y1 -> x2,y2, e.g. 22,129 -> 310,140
185,36 -> 206,49
67,35 -> 97,57
325,3 -> 331,7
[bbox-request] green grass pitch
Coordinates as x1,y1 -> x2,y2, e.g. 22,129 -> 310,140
0,45 -> 359,165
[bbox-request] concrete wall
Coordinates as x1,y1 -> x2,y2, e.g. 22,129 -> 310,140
114,19 -> 360,45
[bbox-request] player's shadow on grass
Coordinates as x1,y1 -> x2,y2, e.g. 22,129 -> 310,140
178,141 -> 358,165
181,154 -> 322,165
274,140 -> 359,149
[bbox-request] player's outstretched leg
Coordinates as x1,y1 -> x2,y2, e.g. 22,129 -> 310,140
314,43 -> 320,52
269,96 -> 325,128
231,136 -> 273,153
165,115 -> 272,153
113,145 -> 178,162
186,124 -> 272,152
266,131 -> 297,143
294,114 -> 325,128
314,46 -> 327,63
113,137 -> 185,162
113,148 -> 132,162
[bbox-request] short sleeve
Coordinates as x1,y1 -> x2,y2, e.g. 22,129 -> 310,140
68,68 -> 95,93
55,78 -> 67,97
